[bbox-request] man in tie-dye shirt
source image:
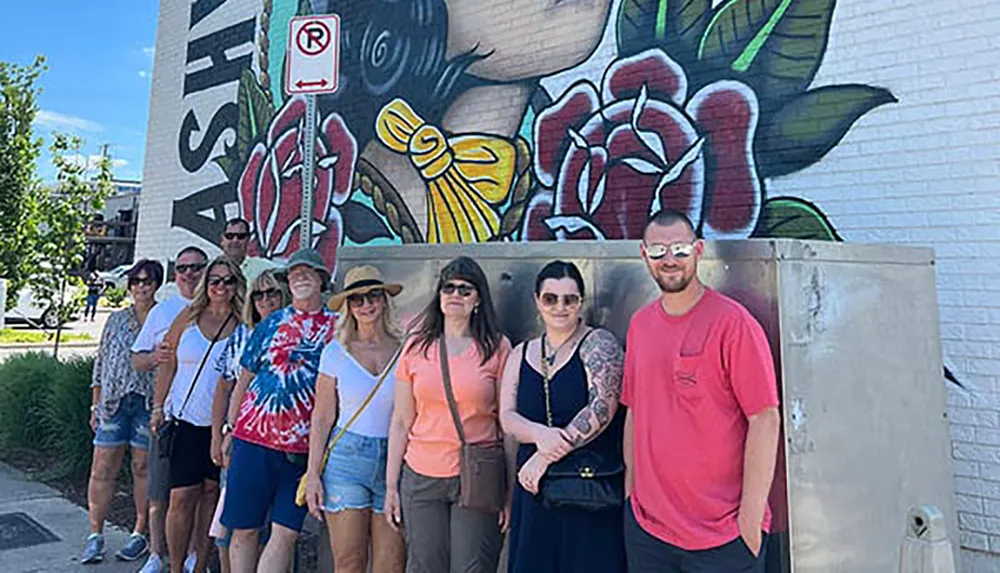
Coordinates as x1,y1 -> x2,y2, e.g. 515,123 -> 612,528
221,248 -> 337,573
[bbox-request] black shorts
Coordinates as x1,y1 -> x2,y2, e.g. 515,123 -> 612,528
623,500 -> 767,573
168,420 -> 220,489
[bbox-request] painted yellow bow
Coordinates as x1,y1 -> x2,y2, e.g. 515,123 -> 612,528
375,98 -> 516,243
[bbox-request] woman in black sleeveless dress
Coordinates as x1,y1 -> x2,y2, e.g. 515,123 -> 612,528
499,261 -> 626,573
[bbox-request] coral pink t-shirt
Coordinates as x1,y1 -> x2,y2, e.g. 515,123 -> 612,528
396,337 -> 511,478
621,288 -> 779,551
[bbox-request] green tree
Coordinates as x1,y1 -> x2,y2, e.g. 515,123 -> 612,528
37,134 -> 112,353
0,57 -> 46,304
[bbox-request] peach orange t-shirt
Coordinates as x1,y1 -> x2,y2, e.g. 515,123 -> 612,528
396,336 -> 511,478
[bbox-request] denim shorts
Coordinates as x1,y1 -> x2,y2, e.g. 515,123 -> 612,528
93,393 -> 151,450
321,428 -> 389,514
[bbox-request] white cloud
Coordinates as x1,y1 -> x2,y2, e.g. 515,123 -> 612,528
138,70 -> 150,79
35,110 -> 103,132
64,154 -> 128,170
142,46 -> 155,59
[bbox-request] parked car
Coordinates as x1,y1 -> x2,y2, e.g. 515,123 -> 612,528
97,264 -> 131,291
6,285 -> 83,329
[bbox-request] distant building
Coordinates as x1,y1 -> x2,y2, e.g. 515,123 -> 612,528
85,179 -> 140,272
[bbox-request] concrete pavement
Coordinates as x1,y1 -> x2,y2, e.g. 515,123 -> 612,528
0,463 -> 138,573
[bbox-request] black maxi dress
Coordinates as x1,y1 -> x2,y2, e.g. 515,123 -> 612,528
506,334 -> 627,573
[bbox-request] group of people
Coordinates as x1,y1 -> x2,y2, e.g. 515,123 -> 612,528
81,209 -> 781,573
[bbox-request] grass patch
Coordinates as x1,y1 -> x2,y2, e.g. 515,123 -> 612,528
0,329 -> 92,344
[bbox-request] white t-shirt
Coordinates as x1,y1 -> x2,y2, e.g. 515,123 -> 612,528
131,294 -> 191,353
167,324 -> 229,426
318,340 -> 397,438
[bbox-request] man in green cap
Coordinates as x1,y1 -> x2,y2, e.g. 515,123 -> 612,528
220,248 -> 338,573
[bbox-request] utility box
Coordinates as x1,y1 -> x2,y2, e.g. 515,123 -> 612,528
334,239 -> 958,572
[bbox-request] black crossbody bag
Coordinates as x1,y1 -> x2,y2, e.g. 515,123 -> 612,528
157,313 -> 233,459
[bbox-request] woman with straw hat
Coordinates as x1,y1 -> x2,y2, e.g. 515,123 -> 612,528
304,265 -> 407,573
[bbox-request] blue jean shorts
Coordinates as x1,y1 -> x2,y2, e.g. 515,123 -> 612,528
321,428 -> 389,514
93,393 -> 151,450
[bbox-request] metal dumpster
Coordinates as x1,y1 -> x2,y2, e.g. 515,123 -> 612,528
329,238 -> 957,572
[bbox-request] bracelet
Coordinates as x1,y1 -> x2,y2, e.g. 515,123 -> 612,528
89,405 -> 98,413
152,406 -> 164,413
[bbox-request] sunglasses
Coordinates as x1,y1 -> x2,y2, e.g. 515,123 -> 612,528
643,241 -> 697,260
208,275 -> 238,287
440,282 -> 476,297
539,293 -> 582,308
251,288 -> 282,302
129,277 -> 155,287
348,289 -> 385,307
224,232 -> 250,240
175,262 -> 207,274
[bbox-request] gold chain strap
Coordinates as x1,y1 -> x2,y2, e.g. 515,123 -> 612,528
539,338 -> 554,427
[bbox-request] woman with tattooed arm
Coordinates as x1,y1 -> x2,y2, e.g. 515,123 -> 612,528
499,261 -> 627,573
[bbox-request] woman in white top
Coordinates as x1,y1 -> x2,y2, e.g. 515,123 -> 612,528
304,265 -> 406,573
151,256 -> 244,573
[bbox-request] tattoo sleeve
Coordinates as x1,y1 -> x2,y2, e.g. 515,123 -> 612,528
563,329 -> 624,449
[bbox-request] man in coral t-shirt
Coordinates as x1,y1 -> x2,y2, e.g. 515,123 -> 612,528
621,210 -> 781,572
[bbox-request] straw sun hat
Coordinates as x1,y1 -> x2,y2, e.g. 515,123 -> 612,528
327,265 -> 403,311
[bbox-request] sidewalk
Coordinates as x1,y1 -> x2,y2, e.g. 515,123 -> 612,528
0,463 -> 137,573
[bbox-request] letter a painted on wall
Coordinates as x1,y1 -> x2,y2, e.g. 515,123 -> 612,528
285,15 -> 339,95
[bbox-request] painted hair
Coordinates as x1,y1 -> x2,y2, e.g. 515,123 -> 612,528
409,256 -> 503,364
318,0 -> 484,148
534,261 -> 585,299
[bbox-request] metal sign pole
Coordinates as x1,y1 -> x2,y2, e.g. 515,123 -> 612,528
299,93 -> 317,249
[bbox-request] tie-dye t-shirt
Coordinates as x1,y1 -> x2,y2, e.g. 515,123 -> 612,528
233,306 -> 338,453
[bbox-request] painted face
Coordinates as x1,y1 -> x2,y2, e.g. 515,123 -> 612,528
175,253 -> 207,299
439,278 -> 479,319
288,265 -> 322,300
348,289 -> 387,327
206,264 -> 238,302
535,277 -> 582,332
251,282 -> 284,319
446,0 -> 613,82
128,271 -> 156,303
220,223 -> 250,261
641,222 -> 702,294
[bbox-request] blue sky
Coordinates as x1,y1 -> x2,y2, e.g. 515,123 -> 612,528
0,0 -> 158,183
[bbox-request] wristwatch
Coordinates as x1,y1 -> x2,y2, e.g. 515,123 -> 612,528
221,423 -> 233,436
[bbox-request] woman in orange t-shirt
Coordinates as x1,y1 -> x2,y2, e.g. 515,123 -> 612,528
384,256 -> 513,573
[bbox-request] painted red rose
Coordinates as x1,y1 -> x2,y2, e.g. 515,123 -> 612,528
238,95 -> 357,270
526,48 -> 762,240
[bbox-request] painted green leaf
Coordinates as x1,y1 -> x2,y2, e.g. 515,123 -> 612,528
618,0 -> 712,65
341,200 -> 393,244
236,71 -> 275,162
757,84 -> 896,177
751,196 -> 840,240
698,0 -> 836,102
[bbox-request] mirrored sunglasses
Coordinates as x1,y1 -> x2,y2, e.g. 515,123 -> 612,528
644,241 -> 697,260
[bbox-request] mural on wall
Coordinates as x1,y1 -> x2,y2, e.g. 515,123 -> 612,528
173,0 -> 897,270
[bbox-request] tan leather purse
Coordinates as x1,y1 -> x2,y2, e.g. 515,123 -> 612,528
439,337 -> 507,513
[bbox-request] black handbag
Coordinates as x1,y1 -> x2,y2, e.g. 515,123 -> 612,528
156,313 -> 233,459
536,334 -> 624,511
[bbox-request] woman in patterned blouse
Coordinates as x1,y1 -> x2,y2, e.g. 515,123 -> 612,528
81,259 -> 164,564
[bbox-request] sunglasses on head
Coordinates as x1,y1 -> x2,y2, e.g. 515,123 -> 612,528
175,262 -> 206,274
129,277 -> 154,287
208,275 -> 237,287
224,232 -> 250,240
643,241 -> 697,260
251,287 -> 281,302
440,282 -> 475,297
539,292 -> 581,308
348,289 -> 385,307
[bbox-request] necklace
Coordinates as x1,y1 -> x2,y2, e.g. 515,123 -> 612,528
540,320 -> 583,367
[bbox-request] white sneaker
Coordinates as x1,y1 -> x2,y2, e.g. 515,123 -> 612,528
138,554 -> 163,573
183,552 -> 197,573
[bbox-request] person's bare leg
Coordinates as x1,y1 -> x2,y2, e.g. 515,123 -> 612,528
193,481 -> 221,573
218,545 -> 231,573
131,448 -> 149,534
229,529 -> 260,573
166,485 -> 201,573
256,524 -> 299,573
326,509 -> 370,573
370,511 -> 406,573
87,446 -> 126,533
149,501 -> 168,555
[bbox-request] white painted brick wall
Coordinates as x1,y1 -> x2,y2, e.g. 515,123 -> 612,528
140,0 -> 1000,565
